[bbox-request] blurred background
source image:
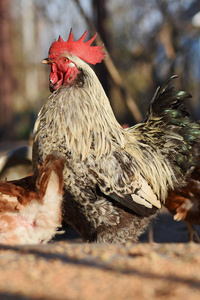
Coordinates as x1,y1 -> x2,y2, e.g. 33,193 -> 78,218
0,0 -> 200,141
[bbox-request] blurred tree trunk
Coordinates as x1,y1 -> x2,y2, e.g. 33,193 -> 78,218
92,0 -> 110,97
0,0 -> 13,138
74,0 -> 143,123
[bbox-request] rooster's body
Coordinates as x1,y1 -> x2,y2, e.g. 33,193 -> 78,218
33,31 -> 200,243
0,152 -> 64,244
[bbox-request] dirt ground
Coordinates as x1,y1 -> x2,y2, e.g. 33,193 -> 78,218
0,140 -> 200,300
0,240 -> 199,300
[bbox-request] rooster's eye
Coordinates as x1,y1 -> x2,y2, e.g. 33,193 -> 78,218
63,58 -> 69,62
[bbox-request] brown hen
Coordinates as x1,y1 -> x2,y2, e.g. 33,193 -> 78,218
165,165 -> 200,242
0,151 -> 64,244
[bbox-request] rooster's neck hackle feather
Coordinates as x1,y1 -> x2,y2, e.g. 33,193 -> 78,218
35,56 -> 126,161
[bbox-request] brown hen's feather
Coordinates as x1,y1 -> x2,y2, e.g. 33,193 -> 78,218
33,30 -> 200,243
0,151 -> 65,245
165,165 -> 200,242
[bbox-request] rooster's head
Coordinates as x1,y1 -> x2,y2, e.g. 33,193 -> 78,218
42,30 -> 105,92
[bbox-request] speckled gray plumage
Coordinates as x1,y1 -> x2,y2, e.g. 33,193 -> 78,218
33,56 -> 200,243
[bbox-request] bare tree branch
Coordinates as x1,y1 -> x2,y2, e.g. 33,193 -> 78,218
74,0 -> 143,123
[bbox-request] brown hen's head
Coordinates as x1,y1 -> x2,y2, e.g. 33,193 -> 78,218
42,30 -> 106,91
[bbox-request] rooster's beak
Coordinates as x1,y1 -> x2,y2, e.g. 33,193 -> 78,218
42,58 -> 50,64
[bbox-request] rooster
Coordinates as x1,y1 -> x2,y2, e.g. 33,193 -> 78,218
0,151 -> 64,244
165,164 -> 200,242
33,30 -> 200,243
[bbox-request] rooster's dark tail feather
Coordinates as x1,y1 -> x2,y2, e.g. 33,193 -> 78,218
144,75 -> 200,185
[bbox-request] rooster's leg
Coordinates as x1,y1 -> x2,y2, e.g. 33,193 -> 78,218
185,221 -> 200,243
148,221 -> 154,244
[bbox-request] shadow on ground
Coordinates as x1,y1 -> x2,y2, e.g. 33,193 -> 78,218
53,210 -> 200,244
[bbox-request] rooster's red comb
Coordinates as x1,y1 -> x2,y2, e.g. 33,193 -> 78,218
48,30 -> 106,65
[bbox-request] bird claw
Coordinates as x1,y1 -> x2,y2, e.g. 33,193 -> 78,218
185,221 -> 200,243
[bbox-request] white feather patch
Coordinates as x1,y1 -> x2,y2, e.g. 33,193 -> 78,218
139,178 -> 161,208
131,177 -> 161,209
131,194 -> 153,208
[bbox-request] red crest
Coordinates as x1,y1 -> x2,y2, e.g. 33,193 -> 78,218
48,30 -> 106,65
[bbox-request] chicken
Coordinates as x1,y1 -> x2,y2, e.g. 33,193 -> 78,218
33,30 -> 200,243
165,164 -> 200,242
0,151 -> 64,244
